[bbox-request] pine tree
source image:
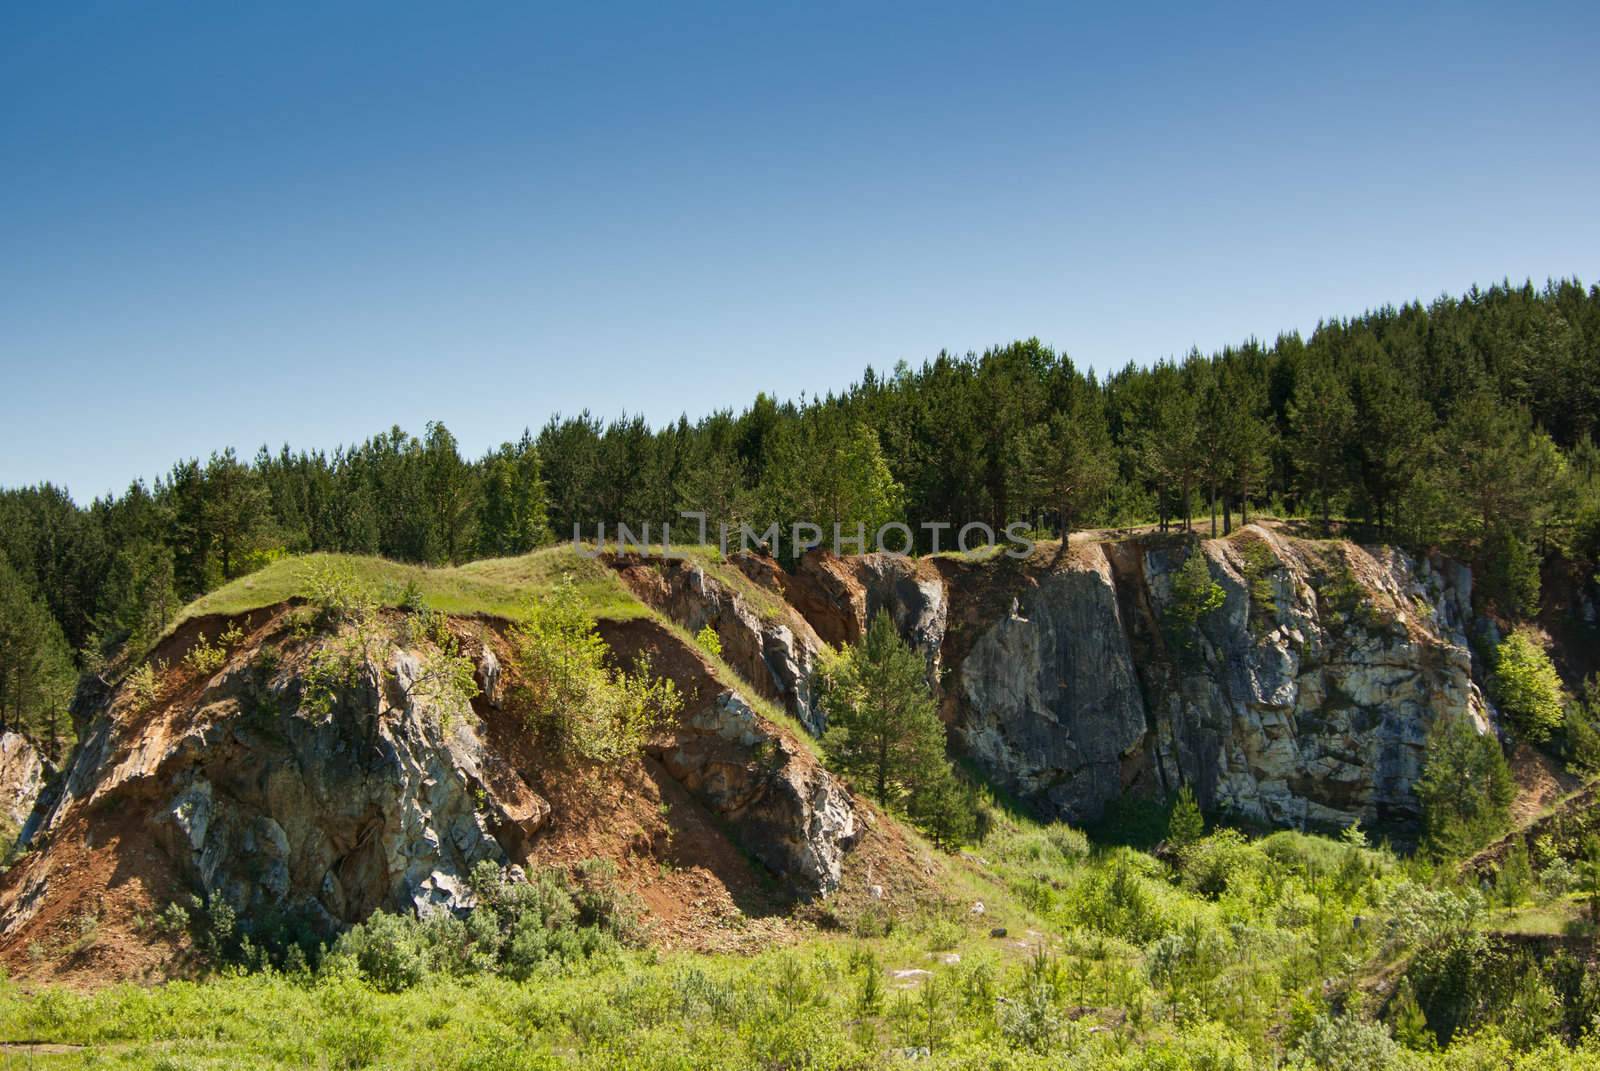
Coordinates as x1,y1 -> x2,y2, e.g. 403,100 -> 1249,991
203,448 -> 271,581
1416,717 -> 1515,858
820,611 -> 957,831
1167,784 -> 1204,846
477,432 -> 552,557
1389,979 -> 1435,1051
0,553 -> 76,758
911,767 -> 978,850
1287,358 -> 1354,533
1021,383 -> 1113,542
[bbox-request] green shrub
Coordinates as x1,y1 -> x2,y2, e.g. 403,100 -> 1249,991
1163,547 -> 1225,651
330,861 -> 631,992
1179,828 -> 1261,899
1416,716 -> 1514,858
183,633 -> 227,675
1491,627 -> 1566,742
1287,1014 -> 1401,1071
126,659 -> 166,711
1235,534 -> 1281,630
692,624 -> 722,659
511,577 -> 682,763
1167,784 -> 1204,847
331,910 -> 432,993
300,560 -> 378,630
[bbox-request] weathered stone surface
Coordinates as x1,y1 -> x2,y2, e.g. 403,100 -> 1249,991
26,643 -> 548,934
949,527 -> 1494,828
652,690 -> 858,895
613,558 -> 827,733
0,732 -> 43,835
954,546 -> 1147,819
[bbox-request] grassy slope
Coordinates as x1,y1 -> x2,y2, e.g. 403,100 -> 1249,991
174,544 -> 767,627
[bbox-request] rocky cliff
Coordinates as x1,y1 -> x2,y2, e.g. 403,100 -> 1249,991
629,526 -> 1496,832
0,605 -> 882,978
0,527 -> 1503,979
949,528 -> 1490,829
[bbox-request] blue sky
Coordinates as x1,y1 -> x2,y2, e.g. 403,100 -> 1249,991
3,2 -> 1597,500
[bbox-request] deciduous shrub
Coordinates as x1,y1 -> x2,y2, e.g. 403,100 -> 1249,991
510,577 -> 682,763
1491,627 -> 1566,742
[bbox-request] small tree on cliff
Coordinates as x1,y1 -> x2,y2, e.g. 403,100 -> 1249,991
1163,546 -> 1225,654
820,610 -> 966,839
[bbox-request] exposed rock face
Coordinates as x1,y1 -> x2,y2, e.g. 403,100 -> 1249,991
19,642 -> 547,939
0,732 -> 44,835
652,691 -> 857,894
784,551 -> 948,667
953,528 -> 1492,828
955,548 -> 1149,819
1191,534 -> 1488,828
635,528 -> 1498,833
2,607 -> 864,955
613,558 -> 827,734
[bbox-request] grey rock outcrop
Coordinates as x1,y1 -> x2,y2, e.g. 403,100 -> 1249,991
11,641 -> 548,941
0,732 -> 44,836
954,547 -> 1148,819
953,527 -> 1494,828
653,690 -> 858,895
613,558 -> 827,734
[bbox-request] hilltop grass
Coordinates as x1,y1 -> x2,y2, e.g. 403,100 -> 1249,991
174,545 -> 648,629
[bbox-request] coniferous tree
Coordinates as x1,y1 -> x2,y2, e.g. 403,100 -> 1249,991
420,422 -> 478,564
1287,358 -> 1355,533
476,432 -> 551,557
1416,717 -> 1514,858
820,610 -> 954,817
1021,381 -> 1113,542
203,448 -> 272,581
1167,784 -> 1204,846
759,410 -> 902,550
0,553 -> 76,757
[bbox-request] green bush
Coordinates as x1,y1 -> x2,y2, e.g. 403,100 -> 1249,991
1287,1014 -> 1401,1071
330,861 -> 632,992
1491,627 -> 1566,742
511,577 -> 682,763
1163,546 -> 1225,651
692,624 -> 722,659
1167,784 -> 1204,846
1416,716 -> 1514,858
1179,828 -> 1261,899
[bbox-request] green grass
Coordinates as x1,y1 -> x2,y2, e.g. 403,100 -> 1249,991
174,545 -> 648,629
653,614 -> 824,761
178,543 -> 804,632
1481,896 -> 1591,937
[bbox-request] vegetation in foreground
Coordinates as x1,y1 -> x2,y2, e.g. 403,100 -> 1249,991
6,801 -> 1600,1069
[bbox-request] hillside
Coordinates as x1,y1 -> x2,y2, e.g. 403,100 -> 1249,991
0,526 -> 1521,973
2,528 -> 1599,1068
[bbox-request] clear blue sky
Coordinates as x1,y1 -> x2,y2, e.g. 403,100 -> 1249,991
3,2 -> 1597,500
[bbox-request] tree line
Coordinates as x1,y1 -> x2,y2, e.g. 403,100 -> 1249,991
4,278 -> 1600,755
